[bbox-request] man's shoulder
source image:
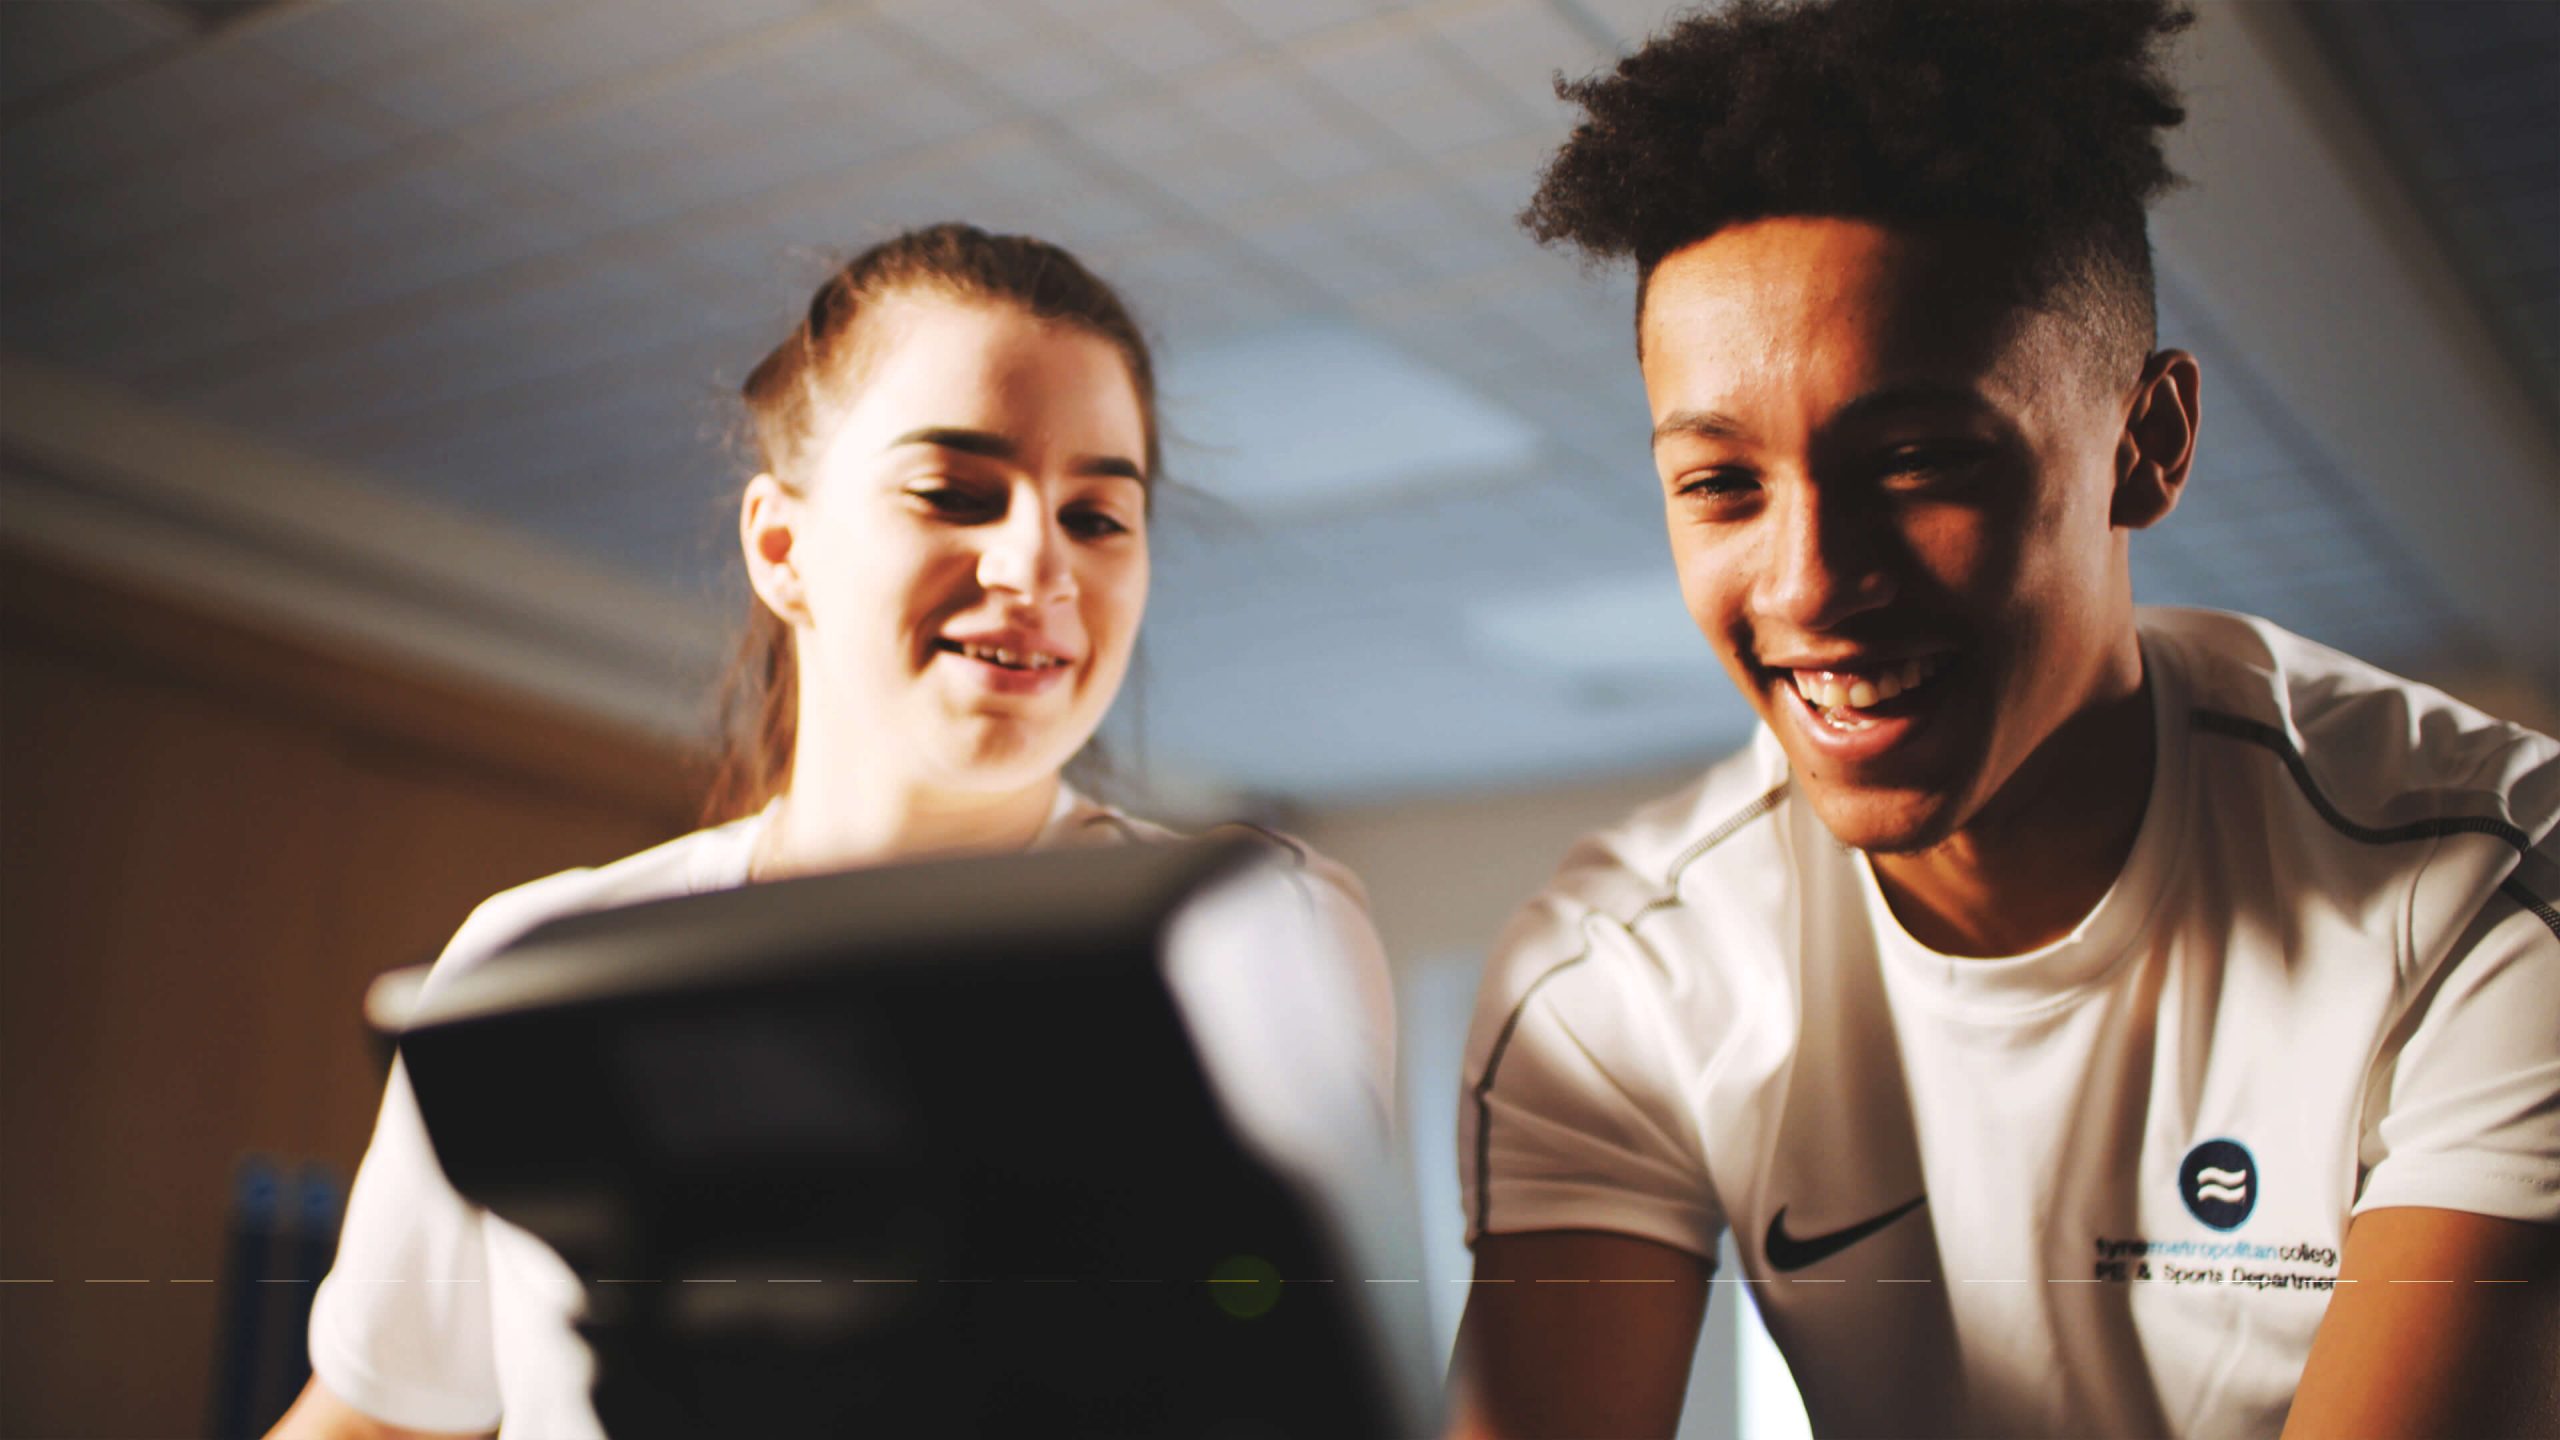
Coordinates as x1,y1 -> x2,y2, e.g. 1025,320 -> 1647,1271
1469,738 -> 1808,1151
1529,734 -> 1802,933
2147,608 -> 2560,855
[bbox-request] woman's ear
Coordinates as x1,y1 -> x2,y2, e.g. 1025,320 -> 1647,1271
740,473 -> 811,626
2112,348 -> 2201,531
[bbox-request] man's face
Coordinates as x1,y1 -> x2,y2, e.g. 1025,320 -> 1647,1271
1640,217 -> 2147,854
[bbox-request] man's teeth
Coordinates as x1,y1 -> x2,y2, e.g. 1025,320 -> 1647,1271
1790,655 -> 1944,712
957,642 -> 1066,670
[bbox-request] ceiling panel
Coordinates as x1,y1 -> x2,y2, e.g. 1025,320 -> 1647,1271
2297,0 -> 2558,430
1432,0 -> 1613,119
232,0 -> 500,82
0,1 -> 170,112
1,0 -> 2540,806
1078,0 -> 1258,79
2,37 -> 314,199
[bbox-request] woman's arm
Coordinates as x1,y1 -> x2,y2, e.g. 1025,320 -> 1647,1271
264,1377 -> 491,1440
302,1057 -> 507,1430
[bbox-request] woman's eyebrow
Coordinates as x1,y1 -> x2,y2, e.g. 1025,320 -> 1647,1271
1076,455 -> 1145,483
890,427 -> 1142,483
890,426 -> 1014,458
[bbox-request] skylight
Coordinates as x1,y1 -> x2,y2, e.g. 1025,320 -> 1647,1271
1158,324 -> 1542,515
1464,571 -> 1712,678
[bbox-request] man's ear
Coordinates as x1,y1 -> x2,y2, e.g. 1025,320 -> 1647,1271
2112,348 -> 2201,531
740,473 -> 811,626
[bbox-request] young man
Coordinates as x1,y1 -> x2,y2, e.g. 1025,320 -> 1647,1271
1453,2 -> 2559,1436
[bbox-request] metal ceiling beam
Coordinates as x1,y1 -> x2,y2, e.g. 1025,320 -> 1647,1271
2152,0 -> 2560,695
0,354 -> 727,741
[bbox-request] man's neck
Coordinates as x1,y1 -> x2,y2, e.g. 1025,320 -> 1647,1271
1869,667 -> 2157,958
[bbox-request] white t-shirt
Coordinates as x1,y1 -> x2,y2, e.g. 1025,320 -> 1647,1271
1460,608 -> 2560,1439
310,788 -> 1394,1438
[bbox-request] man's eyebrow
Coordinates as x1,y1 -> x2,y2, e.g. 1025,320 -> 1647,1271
1651,386 -> 1996,448
1828,383 -> 1993,430
890,427 -> 1145,484
1651,409 -> 1750,445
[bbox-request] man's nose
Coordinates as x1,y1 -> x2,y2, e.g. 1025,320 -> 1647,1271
1757,486 -> 1895,631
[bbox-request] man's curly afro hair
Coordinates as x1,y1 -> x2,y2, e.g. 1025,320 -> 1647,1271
1526,0 -> 2193,379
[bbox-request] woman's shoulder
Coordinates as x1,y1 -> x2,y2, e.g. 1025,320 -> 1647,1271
426,814 -> 765,991
1063,792 -> 1397,1105
1056,793 -> 1367,898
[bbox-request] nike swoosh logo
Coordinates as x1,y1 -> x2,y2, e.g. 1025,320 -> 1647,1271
1764,1195 -> 1928,1272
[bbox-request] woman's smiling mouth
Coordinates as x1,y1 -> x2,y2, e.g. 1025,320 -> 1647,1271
932,634 -> 1077,694
936,638 -> 1070,671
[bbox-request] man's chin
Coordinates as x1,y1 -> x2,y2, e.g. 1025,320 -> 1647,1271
1801,782 -> 1965,856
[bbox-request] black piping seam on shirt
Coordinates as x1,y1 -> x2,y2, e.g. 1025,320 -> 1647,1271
2191,709 -> 2536,853
1207,820 -> 1309,867
2498,878 -> 2560,942
1081,812 -> 1148,845
1470,780 -> 1790,1236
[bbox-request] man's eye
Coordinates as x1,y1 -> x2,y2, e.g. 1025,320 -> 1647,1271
1677,468 -> 1759,501
1879,443 -> 1985,481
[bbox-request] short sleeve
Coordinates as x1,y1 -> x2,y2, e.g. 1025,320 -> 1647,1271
1459,893 -> 1723,1260
303,875 -> 589,1431
1181,826 -> 1398,1119
306,1055 -> 505,1433
2355,860 -> 2560,1223
1290,849 -> 1399,1112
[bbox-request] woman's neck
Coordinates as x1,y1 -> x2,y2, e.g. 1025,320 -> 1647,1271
752,768 -> 1062,879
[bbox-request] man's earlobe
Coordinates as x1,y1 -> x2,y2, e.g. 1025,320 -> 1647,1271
2111,349 -> 2201,531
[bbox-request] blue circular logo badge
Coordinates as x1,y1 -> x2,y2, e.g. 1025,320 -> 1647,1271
2179,1139 -> 2257,1230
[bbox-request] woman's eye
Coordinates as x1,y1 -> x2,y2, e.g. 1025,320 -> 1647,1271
907,485 -> 998,518
1063,507 -> 1132,539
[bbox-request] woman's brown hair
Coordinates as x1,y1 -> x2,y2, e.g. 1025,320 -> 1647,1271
702,223 -> 1160,823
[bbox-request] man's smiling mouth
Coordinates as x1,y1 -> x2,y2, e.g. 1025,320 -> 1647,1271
1760,652 -> 1956,737
1788,654 -> 1948,715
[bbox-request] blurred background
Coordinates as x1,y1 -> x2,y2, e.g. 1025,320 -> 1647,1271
3,1 -> 2553,1435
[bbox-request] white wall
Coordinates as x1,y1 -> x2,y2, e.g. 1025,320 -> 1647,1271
1298,761 -> 1779,1440
1295,764 -> 1707,970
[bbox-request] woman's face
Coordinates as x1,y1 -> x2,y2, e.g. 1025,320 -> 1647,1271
747,293 -> 1151,798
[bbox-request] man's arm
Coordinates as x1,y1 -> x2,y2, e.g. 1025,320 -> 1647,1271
2281,1206 -> 2560,1439
1451,1230 -> 1710,1440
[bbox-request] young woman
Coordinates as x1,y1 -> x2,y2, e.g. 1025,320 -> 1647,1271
270,224 -> 1394,1440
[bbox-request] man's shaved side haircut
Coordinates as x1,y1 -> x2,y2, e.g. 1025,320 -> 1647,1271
1524,0 -> 2194,385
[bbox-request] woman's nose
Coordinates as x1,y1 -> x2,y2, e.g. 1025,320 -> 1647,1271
977,502 -> 1073,603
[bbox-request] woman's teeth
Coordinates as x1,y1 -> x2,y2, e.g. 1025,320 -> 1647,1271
954,642 -> 1066,671
1790,655 -> 1945,713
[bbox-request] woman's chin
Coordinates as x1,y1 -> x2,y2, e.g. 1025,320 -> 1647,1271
923,716 -> 1094,795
